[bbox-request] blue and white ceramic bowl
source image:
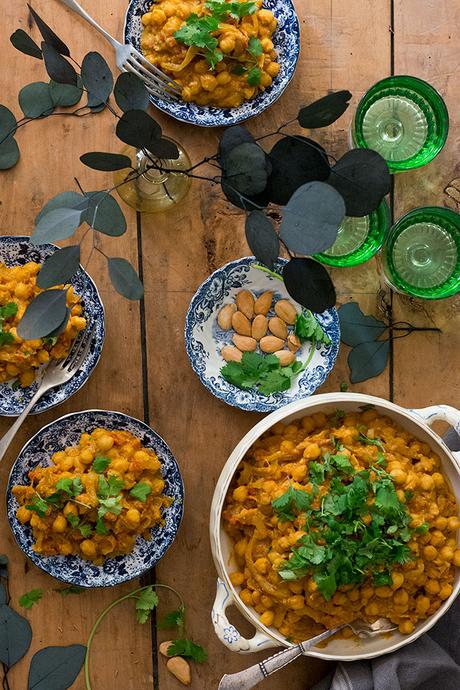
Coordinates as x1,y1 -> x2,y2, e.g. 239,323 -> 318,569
7,410 -> 184,587
185,257 -> 340,412
124,0 -> 301,127
0,236 -> 104,417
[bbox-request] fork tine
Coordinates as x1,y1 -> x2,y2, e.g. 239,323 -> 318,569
65,326 -> 94,372
125,59 -> 181,98
130,49 -> 182,93
124,62 -> 179,101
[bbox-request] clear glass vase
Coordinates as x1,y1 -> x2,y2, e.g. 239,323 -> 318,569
113,138 -> 192,213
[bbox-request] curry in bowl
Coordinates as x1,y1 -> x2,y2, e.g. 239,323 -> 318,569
141,0 -> 280,108
12,427 -> 172,564
223,408 -> 460,643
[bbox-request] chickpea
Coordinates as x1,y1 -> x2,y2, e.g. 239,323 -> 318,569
303,443 -> 320,460
419,474 -> 435,491
432,472 -> 445,488
312,412 -> 327,427
398,620 -> 415,635
80,448 -> 94,464
266,61 -> 281,77
435,516 -> 448,530
453,549 -> 460,567
14,283 -> 29,299
423,545 -> 437,561
439,583 -> 453,600
425,579 -> 440,595
80,539 -> 97,559
254,558 -> 269,574
261,595 -> 274,609
200,74 -> 218,92
233,486 -> 248,502
439,546 -> 454,562
37,349 -> 50,363
287,595 -> 304,610
261,38 -> 274,52
150,9 -> 167,25
390,468 -> 407,485
52,514 -> 67,533
219,36 -> 236,53
240,589 -> 253,606
260,610 -> 274,627
365,600 -> 380,616
258,9 -> 274,24
63,502 -> 78,517
375,586 -> 393,599
416,595 -> 431,615
96,434 -> 114,452
229,571 -> 245,587
301,417 -> 314,432
447,516 -> 460,531
16,506 -> 32,524
430,530 -> 446,547
288,581 -> 303,595
393,589 -> 409,606
391,572 -> 405,589
126,508 -> 141,528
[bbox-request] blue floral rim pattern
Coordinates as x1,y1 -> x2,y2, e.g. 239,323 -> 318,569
6,410 -> 184,587
184,257 -> 340,412
0,236 -> 105,417
124,0 -> 301,127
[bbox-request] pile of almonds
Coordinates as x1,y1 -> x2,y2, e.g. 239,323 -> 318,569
218,289 -> 301,366
160,641 -> 191,686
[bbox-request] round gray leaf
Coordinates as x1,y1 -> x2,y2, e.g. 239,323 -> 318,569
10,29 -> 42,59
81,52 -> 113,106
27,4 -> 70,56
245,211 -> 279,269
280,181 -> 345,255
0,604 -> 32,668
114,72 -> 149,112
37,245 -> 81,289
17,289 -> 68,340
35,191 -> 86,225
31,207 -> 83,245
84,192 -> 127,236
0,105 -> 17,141
42,42 -> 77,86
348,339 -> 390,383
108,258 -> 144,300
223,142 -> 268,196
338,301 -> 387,347
28,644 -> 86,690
80,152 -> 132,171
19,82 -> 54,119
50,78 -> 83,107
115,109 -> 162,150
0,138 -> 20,170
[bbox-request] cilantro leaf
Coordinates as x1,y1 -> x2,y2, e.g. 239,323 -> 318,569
135,586 -> 159,624
19,588 -> 43,609
295,310 -> 331,345
55,477 -> 83,497
330,454 -> 354,475
1,302 -> 18,319
0,332 -> 15,346
97,475 -> 124,499
26,494 -> 49,517
56,586 -> 85,596
158,607 -> 185,630
167,639 -> 208,663
174,13 -> 222,67
416,522 -> 429,535
248,37 -> 263,57
78,524 -> 93,538
314,571 -> 337,601
66,514 -> 80,529
98,496 -> 122,518
272,485 -> 312,522
130,482 -> 152,502
92,456 -> 111,473
359,433 -> 385,451
373,570 -> 393,587
247,66 -> 262,86
205,0 -> 257,20
95,517 -> 109,536
221,352 -> 303,395
232,64 -> 246,75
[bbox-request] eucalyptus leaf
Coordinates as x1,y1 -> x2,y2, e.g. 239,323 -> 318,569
0,105 -> 17,142
148,138 -> 180,160
27,4 -> 70,56
283,258 -> 336,313
84,192 -> 127,236
42,42 -> 77,86
50,78 -> 83,107
35,191 -> 86,225
328,149 -> 391,217
218,125 -> 255,166
298,90 -> 352,129
280,181 -> 345,255
0,584 -> 6,605
0,604 -> 32,668
114,72 -> 149,112
17,289 -> 68,340
0,138 -> 20,170
80,152 -> 132,171
221,179 -> 270,211
0,555 -> 8,579
223,142 -> 268,196
37,246 -> 81,289
245,211 -> 279,269
108,258 -> 144,300
348,339 -> 390,383
338,301 -> 387,346
81,52 -> 113,106
10,29 -> 43,59
19,82 -> 54,119
28,644 -> 86,690
46,307 -> 71,338
266,136 -> 330,205
115,109 -> 162,151
31,207 -> 83,245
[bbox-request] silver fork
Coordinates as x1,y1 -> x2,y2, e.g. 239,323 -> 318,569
218,618 -> 397,690
0,326 -> 94,463
57,0 -> 182,100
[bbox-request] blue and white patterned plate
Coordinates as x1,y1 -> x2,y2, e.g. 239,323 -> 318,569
185,257 -> 340,412
7,410 -> 184,587
0,236 -> 105,417
124,0 -> 301,127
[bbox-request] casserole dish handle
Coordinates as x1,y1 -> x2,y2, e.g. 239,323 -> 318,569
212,578 -> 279,654
411,405 -> 460,466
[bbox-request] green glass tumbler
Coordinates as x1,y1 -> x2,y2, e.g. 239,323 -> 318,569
382,207 -> 460,299
314,201 -> 390,267
352,76 -> 449,172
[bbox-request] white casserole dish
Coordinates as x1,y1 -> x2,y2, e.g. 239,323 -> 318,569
210,393 -> 460,660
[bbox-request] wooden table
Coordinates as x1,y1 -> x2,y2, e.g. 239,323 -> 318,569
1,1 -> 459,688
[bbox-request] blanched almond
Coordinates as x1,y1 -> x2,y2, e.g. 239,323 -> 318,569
251,314 -> 268,341
274,350 -> 295,366
233,334 -> 257,352
232,311 -> 252,336
287,334 -> 301,353
159,641 -> 173,657
254,291 -> 273,315
166,656 -> 191,686
274,299 -> 297,325
268,316 -> 288,340
260,335 -> 285,353
236,290 -> 255,319
217,303 -> 236,330
221,345 -> 243,363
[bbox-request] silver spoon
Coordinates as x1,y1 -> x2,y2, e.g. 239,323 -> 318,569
218,618 -> 397,690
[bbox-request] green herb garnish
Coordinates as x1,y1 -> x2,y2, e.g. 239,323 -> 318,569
248,37 -> 263,57
221,351 -> 304,395
272,485 -> 313,522
19,588 -> 43,609
56,585 -> 85,596
158,607 -> 185,630
92,455 -> 111,473
294,310 -> 331,345
0,302 -> 18,347
167,639 -> 208,663
135,585 -> 159,624
247,65 -> 262,86
25,494 -> 49,517
130,482 -> 152,503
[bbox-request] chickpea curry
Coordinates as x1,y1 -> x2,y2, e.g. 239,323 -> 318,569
223,409 -> 460,642
141,0 -> 280,108
0,262 -> 86,388
13,428 -> 172,564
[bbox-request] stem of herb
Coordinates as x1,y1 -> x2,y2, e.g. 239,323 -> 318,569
252,264 -> 283,281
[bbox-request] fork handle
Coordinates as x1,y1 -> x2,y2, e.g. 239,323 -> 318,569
58,0 -> 120,49
0,379 -> 49,464
218,627 -> 342,690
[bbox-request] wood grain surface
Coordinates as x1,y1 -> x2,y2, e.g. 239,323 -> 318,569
0,1 -> 458,689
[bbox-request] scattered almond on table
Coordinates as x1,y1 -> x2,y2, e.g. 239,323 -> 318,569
218,290 -> 300,362
160,641 -> 192,686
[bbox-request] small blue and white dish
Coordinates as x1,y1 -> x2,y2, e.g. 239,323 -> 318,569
0,236 -> 105,417
124,0 -> 301,127
7,410 -> 184,587
185,257 -> 340,413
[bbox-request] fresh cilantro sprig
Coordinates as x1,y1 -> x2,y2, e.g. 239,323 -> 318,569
272,485 -> 313,522
130,481 -> 152,502
92,455 -> 111,473
19,588 -> 43,609
25,493 -> 49,517
159,607 -> 185,630
0,302 -> 18,347
221,351 -> 304,396
295,310 -> 331,346
56,585 -> 85,596
135,585 -> 159,624
167,639 -> 208,663
205,0 -> 257,20
359,433 -> 385,451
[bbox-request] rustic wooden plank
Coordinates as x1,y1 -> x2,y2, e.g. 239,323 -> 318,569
0,3 -> 150,690
392,0 -> 460,409
141,1 -> 391,688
